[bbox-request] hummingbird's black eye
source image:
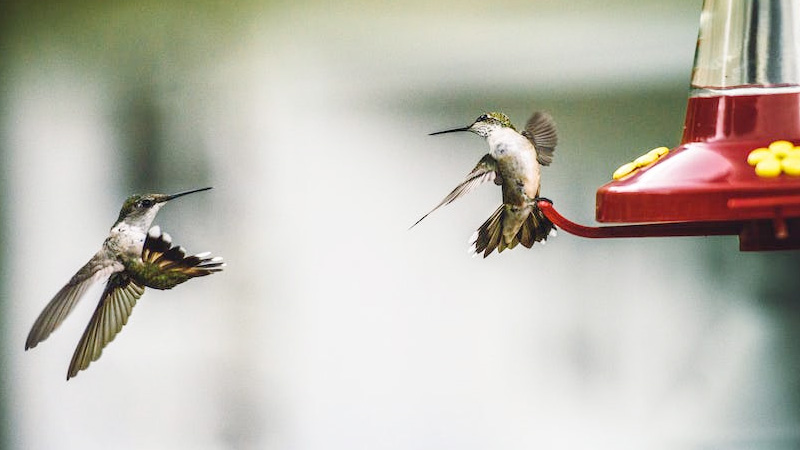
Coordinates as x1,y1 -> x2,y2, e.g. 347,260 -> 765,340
139,199 -> 154,208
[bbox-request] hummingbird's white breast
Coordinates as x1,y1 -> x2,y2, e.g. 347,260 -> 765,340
105,202 -> 164,261
487,128 -> 541,204
106,222 -> 148,260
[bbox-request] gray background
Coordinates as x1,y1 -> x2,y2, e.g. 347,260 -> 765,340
2,1 -> 799,449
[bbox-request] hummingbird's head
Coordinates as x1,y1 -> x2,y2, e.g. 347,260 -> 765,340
468,112 -> 515,137
115,187 -> 212,229
429,112 -> 515,139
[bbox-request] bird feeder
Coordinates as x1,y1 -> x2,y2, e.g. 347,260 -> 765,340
541,0 -> 800,250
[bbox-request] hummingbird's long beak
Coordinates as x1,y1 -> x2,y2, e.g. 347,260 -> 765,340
164,186 -> 213,202
429,126 -> 472,136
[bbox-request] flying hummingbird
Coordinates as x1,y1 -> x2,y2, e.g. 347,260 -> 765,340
412,111 -> 558,257
25,187 -> 225,380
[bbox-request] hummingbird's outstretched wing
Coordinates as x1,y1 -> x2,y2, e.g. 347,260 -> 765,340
67,271 -> 144,379
411,154 -> 499,228
66,226 -> 224,379
522,111 -> 558,166
25,250 -> 124,351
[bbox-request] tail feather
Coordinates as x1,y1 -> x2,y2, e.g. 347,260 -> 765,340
518,215 -> 534,249
524,206 -> 553,247
473,206 -> 503,256
471,204 -> 555,257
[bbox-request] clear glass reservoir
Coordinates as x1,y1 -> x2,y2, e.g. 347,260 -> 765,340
691,0 -> 800,95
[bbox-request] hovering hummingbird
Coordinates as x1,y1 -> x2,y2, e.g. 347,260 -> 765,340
412,111 -> 558,257
25,187 -> 225,380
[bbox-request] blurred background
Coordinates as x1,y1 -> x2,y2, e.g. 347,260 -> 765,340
2,0 -> 800,449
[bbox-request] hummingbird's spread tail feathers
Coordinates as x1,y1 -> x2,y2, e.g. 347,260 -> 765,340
136,226 -> 225,290
25,252 -> 123,351
471,203 -> 555,257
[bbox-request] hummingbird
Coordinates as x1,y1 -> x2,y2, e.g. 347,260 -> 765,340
25,186 -> 225,380
412,111 -> 558,257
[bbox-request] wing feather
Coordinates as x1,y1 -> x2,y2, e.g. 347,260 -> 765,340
25,250 -> 123,350
67,273 -> 144,379
411,154 -> 499,228
522,111 -> 558,166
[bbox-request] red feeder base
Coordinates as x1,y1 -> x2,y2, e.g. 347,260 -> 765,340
553,91 -> 800,251
596,140 -> 800,223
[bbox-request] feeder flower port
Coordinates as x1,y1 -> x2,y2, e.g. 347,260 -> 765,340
612,147 -> 670,180
748,141 -> 800,177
